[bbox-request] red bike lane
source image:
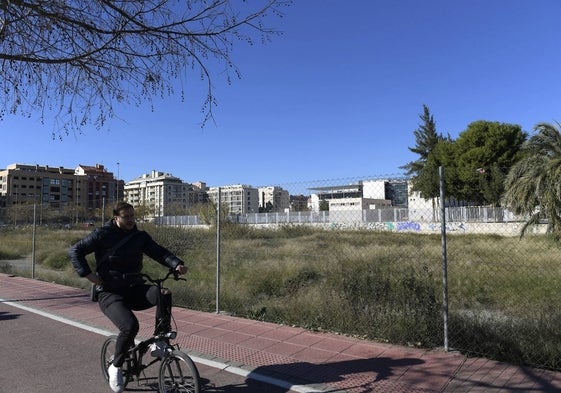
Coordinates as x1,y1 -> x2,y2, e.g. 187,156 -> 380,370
0,288 -> 296,393
1,273 -> 561,393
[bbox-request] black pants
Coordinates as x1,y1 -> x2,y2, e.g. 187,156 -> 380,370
98,285 -> 172,367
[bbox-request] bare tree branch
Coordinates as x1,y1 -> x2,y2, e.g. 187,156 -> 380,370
0,0 -> 290,137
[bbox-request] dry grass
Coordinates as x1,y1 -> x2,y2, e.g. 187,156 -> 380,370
2,224 -> 561,369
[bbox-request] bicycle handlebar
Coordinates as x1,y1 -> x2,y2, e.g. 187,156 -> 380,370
122,268 -> 186,285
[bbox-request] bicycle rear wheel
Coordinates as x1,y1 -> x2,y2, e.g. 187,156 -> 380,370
158,350 -> 200,393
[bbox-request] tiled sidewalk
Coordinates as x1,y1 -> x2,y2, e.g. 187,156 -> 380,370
1,273 -> 560,392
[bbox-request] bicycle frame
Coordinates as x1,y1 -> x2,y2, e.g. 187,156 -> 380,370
126,269 -> 183,333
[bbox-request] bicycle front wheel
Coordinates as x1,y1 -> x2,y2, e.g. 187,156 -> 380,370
158,350 -> 200,393
100,335 -> 118,382
100,335 -> 132,386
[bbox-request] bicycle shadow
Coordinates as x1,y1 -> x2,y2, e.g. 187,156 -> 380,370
125,377 -> 278,393
121,357 -> 425,393
204,356 -> 425,393
0,310 -> 21,320
256,356 -> 423,390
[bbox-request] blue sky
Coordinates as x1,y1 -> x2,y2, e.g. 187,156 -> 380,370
3,1 -> 561,191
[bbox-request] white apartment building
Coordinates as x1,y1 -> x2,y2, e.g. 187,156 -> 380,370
207,184 -> 259,215
258,186 -> 290,212
124,170 -> 196,217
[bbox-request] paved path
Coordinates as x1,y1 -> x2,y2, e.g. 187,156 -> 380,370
1,273 -> 560,392
0,301 -> 294,393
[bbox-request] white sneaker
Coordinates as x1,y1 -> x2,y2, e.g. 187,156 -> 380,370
150,340 -> 167,357
108,364 -> 124,393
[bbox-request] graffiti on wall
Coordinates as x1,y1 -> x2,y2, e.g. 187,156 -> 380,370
396,221 -> 421,231
328,221 -> 468,233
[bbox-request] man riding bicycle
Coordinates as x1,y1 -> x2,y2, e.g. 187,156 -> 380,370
69,201 -> 188,393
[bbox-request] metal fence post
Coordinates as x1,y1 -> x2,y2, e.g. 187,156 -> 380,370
216,187 -> 221,314
32,204 -> 37,279
440,166 -> 449,351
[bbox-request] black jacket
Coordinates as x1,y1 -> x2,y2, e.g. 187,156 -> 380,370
69,220 -> 183,289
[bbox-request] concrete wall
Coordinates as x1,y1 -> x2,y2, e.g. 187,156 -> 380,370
248,221 -> 548,237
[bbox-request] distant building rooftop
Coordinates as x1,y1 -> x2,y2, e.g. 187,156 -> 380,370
308,184 -> 361,192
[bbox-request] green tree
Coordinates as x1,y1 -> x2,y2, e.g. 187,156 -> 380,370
164,201 -> 188,217
401,105 -> 443,178
0,0 -> 289,136
453,121 -> 526,205
413,138 -> 455,200
402,105 -> 450,211
190,201 -> 229,226
134,202 -> 156,222
319,199 -> 330,212
503,122 -> 561,239
479,163 -> 507,206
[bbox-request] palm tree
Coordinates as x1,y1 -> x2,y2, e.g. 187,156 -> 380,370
502,122 -> 561,239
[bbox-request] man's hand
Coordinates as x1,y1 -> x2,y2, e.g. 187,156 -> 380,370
175,264 -> 188,275
86,273 -> 103,285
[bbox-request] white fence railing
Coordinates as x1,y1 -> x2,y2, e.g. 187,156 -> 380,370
154,206 -> 524,226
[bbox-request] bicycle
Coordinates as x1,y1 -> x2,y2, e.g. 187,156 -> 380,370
100,269 -> 201,393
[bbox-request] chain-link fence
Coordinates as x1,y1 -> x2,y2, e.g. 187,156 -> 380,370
1,173 -> 559,371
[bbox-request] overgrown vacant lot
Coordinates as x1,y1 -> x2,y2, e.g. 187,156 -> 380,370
2,224 -> 560,370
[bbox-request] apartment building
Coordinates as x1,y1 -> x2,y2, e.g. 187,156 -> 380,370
124,170 -> 199,217
0,163 -> 79,208
75,164 -> 123,211
258,186 -> 290,212
0,163 -> 126,222
207,184 -> 259,215
191,181 -> 210,204
289,194 -> 311,212
1,159 -> 414,225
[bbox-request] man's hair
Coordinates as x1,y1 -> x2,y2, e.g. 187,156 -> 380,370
113,201 -> 134,216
